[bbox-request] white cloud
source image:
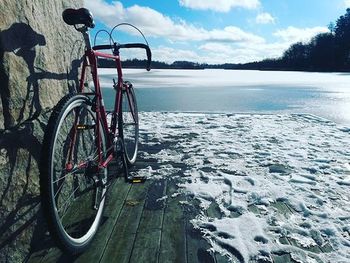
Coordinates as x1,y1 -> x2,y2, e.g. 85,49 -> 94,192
256,13 -> 275,24
84,1 -> 330,64
178,0 -> 260,12
122,28 -> 322,64
207,26 -> 264,43
238,42 -> 291,61
199,43 -> 233,54
84,0 -> 264,44
198,42 -> 290,63
153,47 -> 202,63
122,43 -> 271,64
344,0 -> 350,7
274,26 -> 329,44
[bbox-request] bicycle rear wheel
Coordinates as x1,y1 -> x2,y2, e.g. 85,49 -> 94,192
40,94 -> 107,254
120,83 -> 139,165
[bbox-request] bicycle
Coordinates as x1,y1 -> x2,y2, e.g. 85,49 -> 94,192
39,8 -> 151,254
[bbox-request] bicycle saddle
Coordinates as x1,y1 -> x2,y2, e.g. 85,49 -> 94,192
62,8 -> 95,28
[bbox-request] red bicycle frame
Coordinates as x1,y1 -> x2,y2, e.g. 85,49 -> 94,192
65,28 -> 151,175
80,48 -> 123,167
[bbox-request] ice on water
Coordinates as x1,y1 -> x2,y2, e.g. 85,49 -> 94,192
138,112 -> 350,262
100,69 -> 350,125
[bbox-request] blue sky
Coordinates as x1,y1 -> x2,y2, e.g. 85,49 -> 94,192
84,0 -> 350,64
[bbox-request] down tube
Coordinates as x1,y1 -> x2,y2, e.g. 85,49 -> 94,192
112,58 -> 124,135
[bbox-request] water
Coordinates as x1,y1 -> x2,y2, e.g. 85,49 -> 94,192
99,68 -> 350,125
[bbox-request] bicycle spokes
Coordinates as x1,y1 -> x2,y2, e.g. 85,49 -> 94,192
47,97 -> 107,242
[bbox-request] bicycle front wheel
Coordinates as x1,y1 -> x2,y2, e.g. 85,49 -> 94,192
120,84 -> 139,165
40,94 -> 107,254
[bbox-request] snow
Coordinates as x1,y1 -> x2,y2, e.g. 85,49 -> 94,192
192,213 -> 269,262
138,112 -> 350,262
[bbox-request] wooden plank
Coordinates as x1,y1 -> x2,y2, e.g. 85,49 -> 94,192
287,238 -> 322,254
158,179 -> 186,263
76,178 -> 132,263
99,181 -> 150,263
27,178 -> 131,263
320,242 -> 333,253
184,189 -> 230,263
272,252 -> 294,263
248,204 -> 261,215
279,237 -> 290,245
26,250 -> 47,263
185,211 -> 215,263
271,201 -> 293,217
34,247 -> 64,263
206,202 -> 231,263
207,201 -> 223,219
214,254 -> 231,263
128,179 -> 167,262
26,236 -> 54,263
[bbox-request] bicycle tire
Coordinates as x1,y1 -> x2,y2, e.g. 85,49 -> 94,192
40,94 -> 107,254
119,85 -> 139,165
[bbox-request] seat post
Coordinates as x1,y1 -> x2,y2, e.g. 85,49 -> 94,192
77,26 -> 92,50
82,30 -> 92,50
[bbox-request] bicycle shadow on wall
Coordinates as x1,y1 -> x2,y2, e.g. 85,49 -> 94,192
0,22 -> 83,257
0,23 -> 83,129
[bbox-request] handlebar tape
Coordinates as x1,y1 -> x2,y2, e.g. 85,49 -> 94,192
93,44 -> 113,50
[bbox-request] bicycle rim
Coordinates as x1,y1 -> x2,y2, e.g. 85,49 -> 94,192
49,97 -> 106,248
121,87 -> 139,164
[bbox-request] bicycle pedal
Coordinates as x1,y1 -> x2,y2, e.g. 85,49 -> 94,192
128,176 -> 147,184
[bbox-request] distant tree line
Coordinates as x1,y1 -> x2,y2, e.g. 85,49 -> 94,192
99,9 -> 350,72
98,59 -> 205,70
240,9 -> 350,72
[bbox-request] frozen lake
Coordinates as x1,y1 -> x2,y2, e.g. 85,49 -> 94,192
99,69 -> 350,125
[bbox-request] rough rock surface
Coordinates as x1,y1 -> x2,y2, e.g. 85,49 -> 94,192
0,0 -> 83,261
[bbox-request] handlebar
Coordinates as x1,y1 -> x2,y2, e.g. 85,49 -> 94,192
93,43 -> 152,71
93,44 -> 113,50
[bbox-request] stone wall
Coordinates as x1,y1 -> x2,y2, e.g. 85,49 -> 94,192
0,0 -> 83,261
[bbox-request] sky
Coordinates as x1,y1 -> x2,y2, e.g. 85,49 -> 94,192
84,0 -> 350,64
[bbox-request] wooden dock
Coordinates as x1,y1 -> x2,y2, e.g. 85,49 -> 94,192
26,178 -> 224,262
24,177 -> 335,263
26,140 -> 226,263
25,126 -> 337,263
